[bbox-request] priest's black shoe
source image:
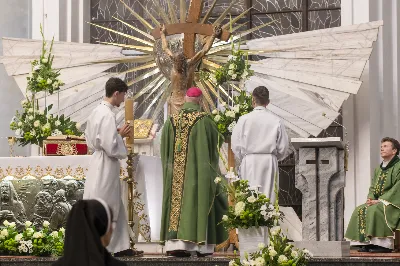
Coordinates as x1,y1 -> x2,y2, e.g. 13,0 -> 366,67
114,249 -> 144,257
368,245 -> 393,253
357,245 -> 372,252
166,250 -> 191,257
196,251 -> 213,257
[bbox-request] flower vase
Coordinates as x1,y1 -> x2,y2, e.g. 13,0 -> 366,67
30,144 -> 43,156
238,226 -> 269,261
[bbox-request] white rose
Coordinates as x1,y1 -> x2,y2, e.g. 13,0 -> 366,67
43,220 -> 50,227
9,222 -> 16,228
3,220 -> 9,227
15,129 -> 22,137
15,234 -> 23,242
47,78 -> 53,85
28,115 -> 34,120
33,232 -> 42,239
258,243 -> 265,249
254,257 -> 265,266
28,108 -> 34,113
214,177 -> 222,184
26,228 -> 34,235
1,229 -> 8,237
228,70 -> 234,76
229,64 -> 235,70
76,123 -> 81,130
55,120 -> 61,126
212,109 -> 218,115
303,249 -> 313,258
270,226 -> 281,236
33,120 -> 40,127
260,210 -> 267,216
0,235 -> 4,240
222,215 -> 229,222
214,115 -> 221,122
25,221 -> 32,227
232,74 -> 237,80
234,201 -> 245,216
277,255 -> 288,263
291,250 -> 298,258
242,71 -> 249,78
52,82 -> 59,88
41,58 -> 48,64
226,111 -> 236,118
18,121 -> 23,126
51,231 -> 59,238
33,65 -> 40,71
247,195 -> 256,203
232,105 -> 240,113
269,248 -> 277,257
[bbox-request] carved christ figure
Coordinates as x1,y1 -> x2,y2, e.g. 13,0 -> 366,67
160,24 -> 222,114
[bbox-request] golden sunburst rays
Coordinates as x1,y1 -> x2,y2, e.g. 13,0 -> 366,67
89,0 -> 274,119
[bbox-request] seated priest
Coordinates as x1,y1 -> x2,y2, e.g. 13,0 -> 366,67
345,137 -> 400,253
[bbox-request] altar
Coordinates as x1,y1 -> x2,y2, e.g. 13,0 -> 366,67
0,154 -> 164,242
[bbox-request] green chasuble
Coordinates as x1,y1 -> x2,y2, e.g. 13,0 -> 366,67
345,156 -> 400,242
160,102 -> 228,246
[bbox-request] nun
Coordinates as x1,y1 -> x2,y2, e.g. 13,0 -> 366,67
53,199 -> 127,266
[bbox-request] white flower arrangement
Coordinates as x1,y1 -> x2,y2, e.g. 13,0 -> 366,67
0,220 -> 65,256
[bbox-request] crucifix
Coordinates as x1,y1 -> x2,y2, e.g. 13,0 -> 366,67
151,0 -> 231,114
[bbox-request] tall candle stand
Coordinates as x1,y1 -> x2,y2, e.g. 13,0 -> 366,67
125,98 -> 143,256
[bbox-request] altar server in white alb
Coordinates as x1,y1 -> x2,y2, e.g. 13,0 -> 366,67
231,86 -> 289,202
83,77 -> 133,256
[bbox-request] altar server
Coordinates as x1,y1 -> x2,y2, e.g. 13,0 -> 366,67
83,77 -> 132,256
231,86 -> 289,203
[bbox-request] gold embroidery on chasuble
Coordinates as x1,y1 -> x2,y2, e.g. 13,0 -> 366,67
168,111 -> 207,232
374,170 -> 387,198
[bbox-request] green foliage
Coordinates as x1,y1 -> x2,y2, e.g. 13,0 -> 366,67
26,24 -> 64,95
210,91 -> 253,139
10,24 -> 82,147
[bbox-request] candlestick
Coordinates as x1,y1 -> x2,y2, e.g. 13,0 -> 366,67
124,97 -> 143,256
125,98 -> 134,152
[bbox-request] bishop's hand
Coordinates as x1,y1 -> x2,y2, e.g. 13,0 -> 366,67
119,123 -> 132,138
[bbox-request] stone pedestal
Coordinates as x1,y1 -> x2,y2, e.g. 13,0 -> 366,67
292,137 -> 349,257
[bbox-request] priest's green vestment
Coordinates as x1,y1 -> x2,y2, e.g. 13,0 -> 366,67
345,156 -> 400,243
160,102 -> 228,247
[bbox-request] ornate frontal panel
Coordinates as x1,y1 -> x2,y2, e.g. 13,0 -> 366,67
0,155 -> 151,241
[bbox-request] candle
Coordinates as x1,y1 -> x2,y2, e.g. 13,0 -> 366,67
125,98 -> 134,150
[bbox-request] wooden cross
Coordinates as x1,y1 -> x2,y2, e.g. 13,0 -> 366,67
151,0 -> 231,58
